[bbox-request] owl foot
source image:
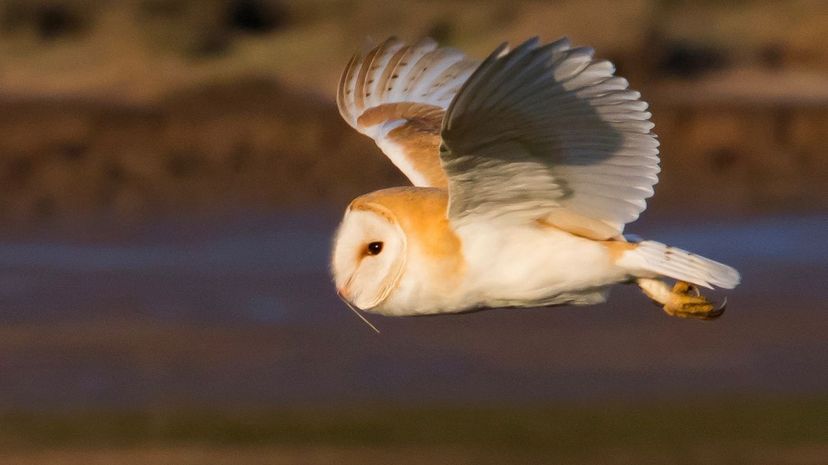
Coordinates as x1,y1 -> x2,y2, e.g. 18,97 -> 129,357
636,278 -> 725,320
662,281 -> 726,320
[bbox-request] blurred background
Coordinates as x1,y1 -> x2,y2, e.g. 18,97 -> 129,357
0,0 -> 826,463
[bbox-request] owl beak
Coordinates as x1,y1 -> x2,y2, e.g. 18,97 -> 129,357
337,284 -> 381,334
337,275 -> 355,303
337,286 -> 351,302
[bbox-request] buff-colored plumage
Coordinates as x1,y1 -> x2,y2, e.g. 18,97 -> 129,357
332,36 -> 740,321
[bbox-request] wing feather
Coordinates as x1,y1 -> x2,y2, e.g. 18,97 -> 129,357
364,40 -> 405,108
375,42 -> 410,102
338,36 -> 660,239
441,37 -> 660,238
337,38 -> 479,187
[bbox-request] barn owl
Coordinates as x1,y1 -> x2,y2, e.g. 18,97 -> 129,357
331,36 -> 740,324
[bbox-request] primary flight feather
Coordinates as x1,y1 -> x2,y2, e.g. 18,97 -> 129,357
332,36 -> 740,321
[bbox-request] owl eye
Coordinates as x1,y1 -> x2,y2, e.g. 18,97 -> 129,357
366,241 -> 384,256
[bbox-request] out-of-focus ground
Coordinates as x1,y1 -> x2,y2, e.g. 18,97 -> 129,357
0,212 -> 826,464
0,0 -> 826,463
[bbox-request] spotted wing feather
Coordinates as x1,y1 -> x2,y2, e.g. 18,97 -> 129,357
337,37 -> 479,188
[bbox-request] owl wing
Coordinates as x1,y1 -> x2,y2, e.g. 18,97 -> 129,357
337,37 -> 479,188
440,38 -> 660,239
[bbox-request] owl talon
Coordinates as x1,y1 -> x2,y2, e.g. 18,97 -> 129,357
671,280 -> 700,297
662,282 -> 725,320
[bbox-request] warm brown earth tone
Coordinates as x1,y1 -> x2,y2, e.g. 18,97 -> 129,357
1,443 -> 827,465
0,83 -> 825,230
0,80 -> 403,228
0,0 -> 826,230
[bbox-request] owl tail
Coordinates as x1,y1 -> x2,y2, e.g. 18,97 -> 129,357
619,240 -> 740,290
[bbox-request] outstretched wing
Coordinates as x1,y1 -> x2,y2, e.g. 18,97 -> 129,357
441,37 -> 660,239
337,37 -> 479,188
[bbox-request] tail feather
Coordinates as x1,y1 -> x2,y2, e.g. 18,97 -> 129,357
620,240 -> 740,289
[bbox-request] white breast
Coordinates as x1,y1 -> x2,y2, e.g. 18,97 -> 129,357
455,223 -> 626,310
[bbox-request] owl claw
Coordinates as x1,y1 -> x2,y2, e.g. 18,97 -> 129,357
671,280 -> 700,297
662,281 -> 725,320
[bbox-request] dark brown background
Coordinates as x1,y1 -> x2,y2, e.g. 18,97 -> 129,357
0,1 -> 826,464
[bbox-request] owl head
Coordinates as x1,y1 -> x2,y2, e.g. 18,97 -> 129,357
331,200 -> 408,310
331,187 -> 462,312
